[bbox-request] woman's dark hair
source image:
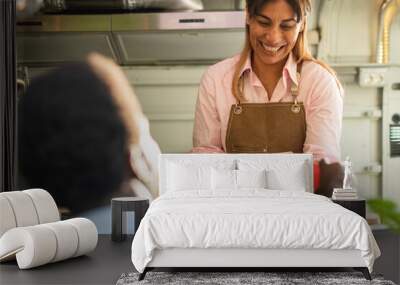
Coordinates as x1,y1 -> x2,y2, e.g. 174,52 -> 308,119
18,62 -> 128,214
246,0 -> 308,22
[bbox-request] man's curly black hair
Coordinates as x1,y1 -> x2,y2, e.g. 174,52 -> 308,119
18,62 -> 129,214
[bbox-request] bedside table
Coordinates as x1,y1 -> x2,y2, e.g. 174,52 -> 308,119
111,197 -> 149,242
332,199 -> 366,218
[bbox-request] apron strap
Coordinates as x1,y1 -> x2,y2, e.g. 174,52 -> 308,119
237,75 -> 245,105
290,61 -> 303,113
234,77 -> 244,112
290,61 -> 303,102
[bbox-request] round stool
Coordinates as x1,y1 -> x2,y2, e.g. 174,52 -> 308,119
111,197 -> 149,242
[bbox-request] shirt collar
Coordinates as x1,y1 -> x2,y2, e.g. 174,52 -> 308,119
239,52 -> 299,89
284,52 -> 299,88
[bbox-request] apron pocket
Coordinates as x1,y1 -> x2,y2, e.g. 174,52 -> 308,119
231,145 -> 268,153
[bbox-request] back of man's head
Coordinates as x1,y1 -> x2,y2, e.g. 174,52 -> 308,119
18,62 -> 128,214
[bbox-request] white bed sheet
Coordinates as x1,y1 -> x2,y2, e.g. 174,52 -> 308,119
131,190 -> 380,273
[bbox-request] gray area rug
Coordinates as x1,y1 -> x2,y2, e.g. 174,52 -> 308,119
116,272 -> 396,285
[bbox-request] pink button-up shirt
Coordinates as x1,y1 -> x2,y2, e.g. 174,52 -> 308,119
192,53 -> 343,162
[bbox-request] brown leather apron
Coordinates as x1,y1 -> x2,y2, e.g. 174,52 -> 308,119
226,63 -> 306,153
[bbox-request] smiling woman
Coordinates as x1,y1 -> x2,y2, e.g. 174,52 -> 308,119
233,0 -> 339,101
192,0 -> 345,194
248,0 -> 304,88
192,0 -> 343,165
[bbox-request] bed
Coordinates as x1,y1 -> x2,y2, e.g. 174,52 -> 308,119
131,154 -> 380,280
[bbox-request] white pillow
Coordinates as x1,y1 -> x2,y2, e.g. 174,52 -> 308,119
211,168 -> 236,190
238,159 -> 308,191
237,169 -> 267,189
211,169 -> 268,190
167,162 -> 211,191
266,164 -> 307,191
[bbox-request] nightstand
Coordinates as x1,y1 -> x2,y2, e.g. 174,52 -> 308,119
332,199 -> 366,218
111,197 -> 149,242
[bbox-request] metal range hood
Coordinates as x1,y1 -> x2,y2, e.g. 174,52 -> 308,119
41,0 -> 204,13
112,11 -> 246,64
16,7 -> 319,66
17,11 -> 247,65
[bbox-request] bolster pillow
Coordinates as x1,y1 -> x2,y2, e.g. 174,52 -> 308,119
0,189 -> 60,237
0,218 -> 98,269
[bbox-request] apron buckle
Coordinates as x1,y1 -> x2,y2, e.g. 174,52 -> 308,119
234,105 -> 243,115
291,103 -> 301,114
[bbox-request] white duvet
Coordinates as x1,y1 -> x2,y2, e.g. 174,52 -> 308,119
131,190 -> 380,273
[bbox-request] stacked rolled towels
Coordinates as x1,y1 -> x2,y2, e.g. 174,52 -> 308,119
0,189 -> 98,269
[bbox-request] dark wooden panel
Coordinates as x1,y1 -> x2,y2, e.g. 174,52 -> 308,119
0,0 -> 17,192
332,199 -> 366,218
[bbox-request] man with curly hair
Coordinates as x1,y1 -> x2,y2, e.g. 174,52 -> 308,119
18,54 -> 160,232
